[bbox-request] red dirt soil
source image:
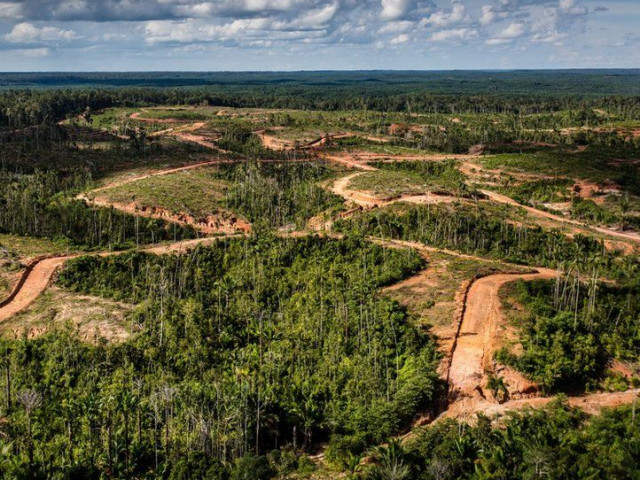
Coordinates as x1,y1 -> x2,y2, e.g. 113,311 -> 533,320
0,236 -> 244,322
447,270 -> 557,403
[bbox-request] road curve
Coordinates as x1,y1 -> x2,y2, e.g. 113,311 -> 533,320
0,236 -> 244,322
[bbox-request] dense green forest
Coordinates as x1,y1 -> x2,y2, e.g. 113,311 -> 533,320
365,401 -> 640,480
218,161 -> 344,230
2,70 -> 640,94
3,72 -> 640,129
0,236 -> 438,478
497,279 -> 640,392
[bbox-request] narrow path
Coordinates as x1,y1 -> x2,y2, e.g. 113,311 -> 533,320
324,151 -> 640,246
329,171 -> 460,209
80,159 -> 233,196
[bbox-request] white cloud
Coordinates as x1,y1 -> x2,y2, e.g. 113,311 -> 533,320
144,17 -> 328,45
499,22 -> 526,39
532,30 -> 566,44
5,22 -> 78,43
429,27 -> 477,42
22,47 -> 51,57
296,2 -> 338,27
4,47 -> 52,57
485,22 -> 526,45
390,33 -> 410,44
0,2 -> 22,19
486,38 -> 511,45
378,20 -> 414,34
422,2 -> 468,27
380,0 -> 414,21
479,5 -> 497,25
559,0 -> 588,16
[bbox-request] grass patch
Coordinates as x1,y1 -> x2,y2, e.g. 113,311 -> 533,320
0,287 -> 131,343
99,167 -> 231,218
0,234 -> 83,257
495,178 -> 573,204
481,147 -> 640,193
349,170 -> 432,198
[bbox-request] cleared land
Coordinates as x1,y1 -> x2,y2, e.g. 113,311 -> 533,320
5,105 -> 639,442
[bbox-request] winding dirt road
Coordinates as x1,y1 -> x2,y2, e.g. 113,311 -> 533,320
0,257 -> 73,322
0,237 -> 243,322
481,189 -> 640,244
329,171 -> 461,209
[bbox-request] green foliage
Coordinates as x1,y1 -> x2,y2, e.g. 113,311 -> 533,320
496,178 -> 573,205
497,279 -> 640,392
217,125 -> 275,158
0,170 -> 196,248
571,198 -> 618,226
401,401 -> 640,480
369,160 -> 469,196
220,161 -> 344,229
0,236 -> 438,477
335,203 -> 614,272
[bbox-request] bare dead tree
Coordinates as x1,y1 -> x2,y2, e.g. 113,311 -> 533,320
17,389 -> 42,466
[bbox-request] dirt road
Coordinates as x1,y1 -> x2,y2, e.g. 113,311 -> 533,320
63,111 -> 640,424
330,172 -> 460,209
481,189 -> 640,244
443,389 -> 640,422
325,152 -> 640,246
447,270 -> 557,402
0,257 -> 74,322
0,236 -> 243,322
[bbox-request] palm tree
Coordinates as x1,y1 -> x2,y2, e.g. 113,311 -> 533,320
366,441 -> 412,480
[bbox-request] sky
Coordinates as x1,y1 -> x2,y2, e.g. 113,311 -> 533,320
0,0 -> 638,71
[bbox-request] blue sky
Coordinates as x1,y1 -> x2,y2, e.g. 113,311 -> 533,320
0,0 -> 638,71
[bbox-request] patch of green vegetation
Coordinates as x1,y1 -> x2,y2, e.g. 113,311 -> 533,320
349,170 -> 432,198
137,108 -> 213,121
88,107 -> 138,130
0,234 -> 82,257
0,170 -> 196,249
570,198 -> 619,226
496,278 -> 640,392
101,167 -> 231,219
334,202 -> 629,275
220,161 -> 345,229
495,178 -> 573,205
371,160 -> 469,195
481,147 -> 640,194
365,401 -> 640,480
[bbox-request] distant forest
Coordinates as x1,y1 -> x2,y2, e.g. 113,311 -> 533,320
1,70 -> 640,129
2,70 -> 640,95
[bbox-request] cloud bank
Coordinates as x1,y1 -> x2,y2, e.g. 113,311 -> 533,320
0,0 -> 635,70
